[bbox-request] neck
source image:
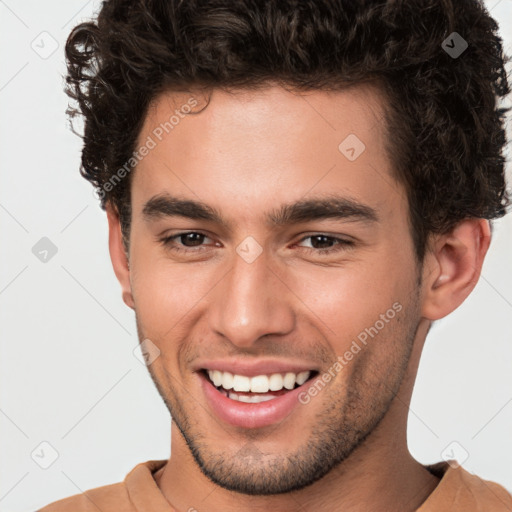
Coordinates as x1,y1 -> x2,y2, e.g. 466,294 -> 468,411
155,319 -> 440,512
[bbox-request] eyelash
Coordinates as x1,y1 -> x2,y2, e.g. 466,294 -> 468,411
158,231 -> 354,256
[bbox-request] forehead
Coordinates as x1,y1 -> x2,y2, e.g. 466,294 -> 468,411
142,83 -> 388,158
131,84 -> 404,227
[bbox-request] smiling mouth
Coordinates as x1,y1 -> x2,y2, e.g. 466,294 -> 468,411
201,369 -> 319,403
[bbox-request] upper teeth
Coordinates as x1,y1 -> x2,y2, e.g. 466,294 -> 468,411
207,370 -> 311,393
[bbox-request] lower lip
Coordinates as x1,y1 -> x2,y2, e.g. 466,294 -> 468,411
200,372 -> 313,429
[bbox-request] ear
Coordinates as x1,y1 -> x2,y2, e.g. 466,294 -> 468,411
106,204 -> 135,310
420,218 -> 491,320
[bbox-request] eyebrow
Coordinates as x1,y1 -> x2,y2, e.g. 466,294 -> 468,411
142,193 -> 379,229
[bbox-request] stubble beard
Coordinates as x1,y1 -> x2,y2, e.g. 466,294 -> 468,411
137,292 -> 420,495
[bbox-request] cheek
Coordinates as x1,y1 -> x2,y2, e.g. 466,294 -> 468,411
129,246 -> 221,335
286,256 -> 408,346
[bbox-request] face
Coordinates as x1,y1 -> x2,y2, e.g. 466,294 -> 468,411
124,84 -> 424,494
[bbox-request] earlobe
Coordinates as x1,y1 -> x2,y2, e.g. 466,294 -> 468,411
421,219 -> 491,320
106,204 -> 135,310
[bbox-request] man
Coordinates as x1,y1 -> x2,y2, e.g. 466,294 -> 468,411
39,0 -> 512,510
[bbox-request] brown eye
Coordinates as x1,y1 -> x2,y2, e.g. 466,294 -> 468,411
297,234 -> 354,255
179,232 -> 206,247
308,235 -> 336,249
159,231 -> 215,253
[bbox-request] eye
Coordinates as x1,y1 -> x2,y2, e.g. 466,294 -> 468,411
296,234 -> 354,255
158,231 -> 354,257
159,231 -> 217,253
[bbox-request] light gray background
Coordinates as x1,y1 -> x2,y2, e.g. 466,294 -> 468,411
1,1 -> 511,511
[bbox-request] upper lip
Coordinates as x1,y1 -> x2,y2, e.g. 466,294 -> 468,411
192,358 -> 319,377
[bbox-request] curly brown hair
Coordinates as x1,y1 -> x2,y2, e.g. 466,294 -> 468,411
65,0 -> 510,262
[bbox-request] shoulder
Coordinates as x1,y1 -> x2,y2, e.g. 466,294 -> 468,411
420,461 -> 512,511
36,459 -> 168,512
459,468 -> 512,509
36,482 -> 132,512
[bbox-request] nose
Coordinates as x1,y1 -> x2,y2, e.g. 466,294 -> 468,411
207,244 -> 295,348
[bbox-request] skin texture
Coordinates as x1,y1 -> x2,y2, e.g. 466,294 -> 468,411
107,84 -> 491,511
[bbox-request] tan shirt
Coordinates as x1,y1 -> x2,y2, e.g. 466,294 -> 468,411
37,459 -> 512,511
